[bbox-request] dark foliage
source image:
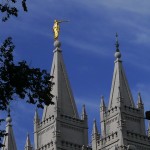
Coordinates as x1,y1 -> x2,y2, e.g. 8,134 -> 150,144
0,1 -> 55,148
0,37 -> 54,147
0,0 -> 27,21
0,37 -> 54,111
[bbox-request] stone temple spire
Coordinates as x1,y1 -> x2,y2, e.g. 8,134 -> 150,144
42,39 -> 79,120
108,34 -> 135,109
2,108 -> 17,150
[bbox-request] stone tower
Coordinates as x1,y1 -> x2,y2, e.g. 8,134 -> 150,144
92,34 -> 150,150
33,40 -> 89,150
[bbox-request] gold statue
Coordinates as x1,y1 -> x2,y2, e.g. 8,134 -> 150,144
53,20 -> 69,40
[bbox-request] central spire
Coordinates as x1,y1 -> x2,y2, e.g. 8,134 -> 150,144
42,23 -> 79,120
108,34 -> 135,109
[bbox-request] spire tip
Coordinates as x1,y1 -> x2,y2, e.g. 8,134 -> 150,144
115,33 -> 121,59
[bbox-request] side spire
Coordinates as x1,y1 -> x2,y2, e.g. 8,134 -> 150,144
25,133 -> 32,150
92,119 -> 99,150
34,108 -> 40,123
108,34 -> 135,109
2,108 -> 17,150
42,39 -> 79,120
92,119 -> 98,136
100,96 -> 106,112
81,104 -> 87,120
137,92 -> 144,109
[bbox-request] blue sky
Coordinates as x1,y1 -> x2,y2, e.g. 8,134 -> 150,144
1,0 -> 150,149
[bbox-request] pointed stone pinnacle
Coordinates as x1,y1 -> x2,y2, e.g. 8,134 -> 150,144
34,108 -> 40,123
100,96 -> 105,107
137,92 -> 144,109
82,104 -> 86,115
109,51 -> 135,109
138,92 -> 143,104
92,119 -> 98,135
42,37 -> 79,121
81,104 -> 87,120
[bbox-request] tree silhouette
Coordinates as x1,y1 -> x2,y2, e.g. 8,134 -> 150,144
0,1 -> 54,147
0,36 -> 54,148
0,37 -> 54,110
0,0 -> 27,21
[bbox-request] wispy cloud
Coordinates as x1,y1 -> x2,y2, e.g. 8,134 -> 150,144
64,37 -> 111,57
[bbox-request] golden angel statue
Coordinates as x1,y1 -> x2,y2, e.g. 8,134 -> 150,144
53,20 -> 69,40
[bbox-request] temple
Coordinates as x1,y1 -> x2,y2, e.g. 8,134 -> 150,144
2,34 -> 150,150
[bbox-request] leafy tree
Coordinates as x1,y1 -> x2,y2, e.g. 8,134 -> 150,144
0,0 -> 27,22
0,37 -> 54,148
0,1 -> 54,147
0,37 -> 54,110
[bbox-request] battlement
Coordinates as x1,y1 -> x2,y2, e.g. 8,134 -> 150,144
97,131 -> 118,147
37,140 -> 54,150
105,106 -> 118,116
60,114 -> 85,125
124,105 -> 142,114
61,140 -> 92,150
104,105 -> 143,119
127,130 -> 150,142
37,115 -> 55,131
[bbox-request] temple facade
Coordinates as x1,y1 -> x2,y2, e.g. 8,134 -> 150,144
2,37 -> 150,150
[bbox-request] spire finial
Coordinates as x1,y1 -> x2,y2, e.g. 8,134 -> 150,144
114,33 -> 121,59
115,33 -> 120,52
6,106 -> 12,124
53,19 -> 69,40
7,106 -> 10,117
